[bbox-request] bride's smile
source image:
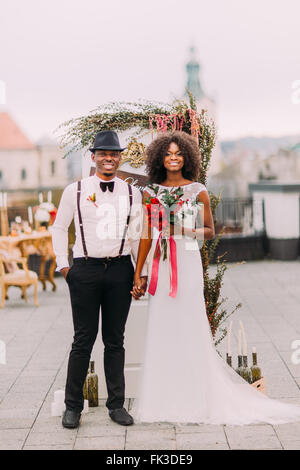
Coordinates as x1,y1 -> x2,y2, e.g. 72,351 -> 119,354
164,142 -> 184,173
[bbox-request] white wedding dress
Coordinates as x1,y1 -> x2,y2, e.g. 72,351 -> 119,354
132,182 -> 300,425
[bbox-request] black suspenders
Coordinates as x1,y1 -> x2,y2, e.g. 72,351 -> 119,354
77,181 -> 88,259
76,180 -> 133,259
119,183 -> 133,256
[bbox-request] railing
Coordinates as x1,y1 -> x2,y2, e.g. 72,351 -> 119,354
7,200 -> 265,238
214,198 -> 265,236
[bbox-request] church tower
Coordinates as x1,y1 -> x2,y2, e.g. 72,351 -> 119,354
185,46 -> 204,101
184,46 -> 223,175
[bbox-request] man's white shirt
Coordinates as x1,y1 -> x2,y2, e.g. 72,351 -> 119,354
52,174 -> 148,276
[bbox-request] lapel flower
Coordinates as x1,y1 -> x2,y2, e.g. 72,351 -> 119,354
87,193 -> 98,207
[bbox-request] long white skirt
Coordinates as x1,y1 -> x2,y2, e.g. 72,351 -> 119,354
132,236 -> 300,425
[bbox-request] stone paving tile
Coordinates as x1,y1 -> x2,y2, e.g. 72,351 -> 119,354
78,424 -> 126,438
175,424 -> 224,435
271,337 -> 299,353
125,428 -> 176,450
0,408 -> 37,429
0,429 -> 29,450
10,376 -> 53,395
20,369 -> 59,378
24,445 -> 73,450
175,424 -> 228,450
175,432 -> 229,450
224,424 -> 282,450
74,436 -> 125,450
24,429 -> 76,447
0,266 -> 300,450
0,392 -> 45,411
131,423 -> 174,432
32,417 -> 77,434
281,441 -> 300,450
279,351 -> 300,379
77,420 -> 126,438
273,422 -> 300,441
265,377 -> 300,399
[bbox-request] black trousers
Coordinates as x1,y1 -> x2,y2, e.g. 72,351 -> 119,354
64,255 -> 134,412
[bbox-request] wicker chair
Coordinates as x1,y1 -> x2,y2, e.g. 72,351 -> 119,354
0,254 -> 39,308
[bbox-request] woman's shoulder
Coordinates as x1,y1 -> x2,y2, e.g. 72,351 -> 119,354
184,181 -> 207,194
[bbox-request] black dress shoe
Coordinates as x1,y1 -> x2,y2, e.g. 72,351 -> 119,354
109,407 -> 134,426
62,409 -> 81,429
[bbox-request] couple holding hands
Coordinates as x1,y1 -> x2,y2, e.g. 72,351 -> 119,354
53,130 -> 300,430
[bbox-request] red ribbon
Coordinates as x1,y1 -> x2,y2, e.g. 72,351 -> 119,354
148,232 -> 162,297
168,236 -> 177,298
148,233 -> 178,298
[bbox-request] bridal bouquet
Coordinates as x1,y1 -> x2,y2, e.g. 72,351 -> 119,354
145,184 -> 201,299
145,185 -> 201,259
144,185 -> 184,261
174,197 -> 202,228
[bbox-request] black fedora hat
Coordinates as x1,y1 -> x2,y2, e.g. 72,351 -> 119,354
89,130 -> 126,152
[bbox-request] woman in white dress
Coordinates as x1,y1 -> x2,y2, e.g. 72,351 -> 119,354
131,131 -> 300,425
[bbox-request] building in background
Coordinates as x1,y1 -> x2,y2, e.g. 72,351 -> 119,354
0,111 -> 39,191
210,135 -> 300,197
257,143 -> 300,182
0,111 -> 68,204
36,136 -> 69,188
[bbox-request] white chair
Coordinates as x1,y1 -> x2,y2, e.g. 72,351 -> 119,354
0,254 -> 38,308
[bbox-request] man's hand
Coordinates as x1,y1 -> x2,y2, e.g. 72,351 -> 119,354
60,267 -> 70,280
131,275 -> 148,300
139,276 -> 147,295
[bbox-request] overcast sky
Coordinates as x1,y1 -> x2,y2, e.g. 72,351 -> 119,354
1,0 -> 300,142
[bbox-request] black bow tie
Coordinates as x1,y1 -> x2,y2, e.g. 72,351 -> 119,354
100,181 -> 115,193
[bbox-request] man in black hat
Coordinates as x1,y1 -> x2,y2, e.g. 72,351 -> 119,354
52,130 -> 148,429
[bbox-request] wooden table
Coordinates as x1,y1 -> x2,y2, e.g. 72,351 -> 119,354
0,231 -> 56,291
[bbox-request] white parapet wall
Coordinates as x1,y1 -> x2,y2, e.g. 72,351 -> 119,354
249,182 -> 300,260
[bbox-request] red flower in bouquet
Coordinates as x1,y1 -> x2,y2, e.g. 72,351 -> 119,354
144,197 -> 168,233
144,185 -> 186,262
150,197 -> 160,204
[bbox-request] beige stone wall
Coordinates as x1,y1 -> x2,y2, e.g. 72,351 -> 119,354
0,144 -> 68,206
37,144 -> 68,188
0,149 -> 39,190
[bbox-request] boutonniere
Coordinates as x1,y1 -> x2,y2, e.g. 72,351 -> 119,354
87,193 -> 98,207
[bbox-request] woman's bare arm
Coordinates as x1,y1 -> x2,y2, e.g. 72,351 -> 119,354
181,189 -> 215,240
131,191 -> 153,299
